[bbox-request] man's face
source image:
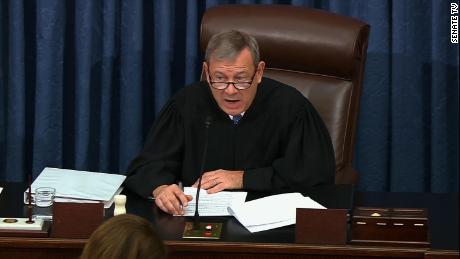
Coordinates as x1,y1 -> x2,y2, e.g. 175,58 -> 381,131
204,48 -> 265,116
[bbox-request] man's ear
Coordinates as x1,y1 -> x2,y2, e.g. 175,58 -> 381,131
257,61 -> 266,84
202,62 -> 210,82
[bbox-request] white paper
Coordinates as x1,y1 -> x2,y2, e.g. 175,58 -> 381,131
0,187 -> 3,195
53,186 -> 123,209
180,187 -> 247,216
228,192 -> 326,233
24,167 -> 126,208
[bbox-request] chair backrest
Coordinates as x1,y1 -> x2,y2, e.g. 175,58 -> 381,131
200,5 -> 370,184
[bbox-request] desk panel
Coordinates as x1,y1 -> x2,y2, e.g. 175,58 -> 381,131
0,182 -> 458,259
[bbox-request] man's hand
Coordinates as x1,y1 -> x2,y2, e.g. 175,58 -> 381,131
192,169 -> 243,194
153,184 -> 193,215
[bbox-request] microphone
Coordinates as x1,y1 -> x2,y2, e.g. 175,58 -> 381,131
182,116 -> 222,239
193,116 -> 213,230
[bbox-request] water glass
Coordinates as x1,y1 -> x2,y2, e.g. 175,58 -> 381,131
35,187 -> 56,207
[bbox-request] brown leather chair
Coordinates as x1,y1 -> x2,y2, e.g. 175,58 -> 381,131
200,5 -> 370,184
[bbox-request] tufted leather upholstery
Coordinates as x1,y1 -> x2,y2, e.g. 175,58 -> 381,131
200,5 -> 370,184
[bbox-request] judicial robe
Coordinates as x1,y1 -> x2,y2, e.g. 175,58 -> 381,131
125,77 -> 335,198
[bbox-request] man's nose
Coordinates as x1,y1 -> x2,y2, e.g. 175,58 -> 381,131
224,83 -> 239,94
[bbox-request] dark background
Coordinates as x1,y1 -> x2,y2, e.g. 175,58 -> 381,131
0,0 -> 458,193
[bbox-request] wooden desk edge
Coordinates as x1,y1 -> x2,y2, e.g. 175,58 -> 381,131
165,240 -> 432,257
1,237 -> 458,258
0,237 -> 86,249
425,250 -> 460,259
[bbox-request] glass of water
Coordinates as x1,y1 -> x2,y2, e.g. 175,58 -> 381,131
35,187 -> 56,207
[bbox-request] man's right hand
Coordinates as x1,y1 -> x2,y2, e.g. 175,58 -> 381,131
152,184 -> 193,215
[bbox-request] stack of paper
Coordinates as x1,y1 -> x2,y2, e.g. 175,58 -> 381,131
180,187 -> 247,216
24,167 -> 126,208
228,192 -> 326,233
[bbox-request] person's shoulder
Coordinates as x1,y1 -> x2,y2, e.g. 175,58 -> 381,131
173,81 -> 207,99
171,81 -> 209,107
260,77 -> 309,109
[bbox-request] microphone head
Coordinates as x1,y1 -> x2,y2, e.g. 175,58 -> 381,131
204,116 -> 213,128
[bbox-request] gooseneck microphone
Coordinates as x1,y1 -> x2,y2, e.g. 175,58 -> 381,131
193,116 -> 213,230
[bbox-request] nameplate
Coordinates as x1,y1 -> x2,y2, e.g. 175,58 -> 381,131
51,202 -> 104,239
295,208 -> 347,245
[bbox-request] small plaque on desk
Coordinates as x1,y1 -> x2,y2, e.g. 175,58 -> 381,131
0,218 -> 51,237
351,207 -> 430,247
182,222 -> 222,239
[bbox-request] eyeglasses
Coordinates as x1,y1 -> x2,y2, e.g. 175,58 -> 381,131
207,69 -> 257,90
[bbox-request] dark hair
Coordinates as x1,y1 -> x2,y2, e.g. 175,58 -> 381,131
205,30 -> 260,67
81,214 -> 166,259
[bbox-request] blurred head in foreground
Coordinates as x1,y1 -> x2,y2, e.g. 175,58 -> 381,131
81,213 -> 166,259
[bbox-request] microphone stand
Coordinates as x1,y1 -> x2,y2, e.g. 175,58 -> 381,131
26,175 -> 34,224
193,117 -> 211,230
183,116 -> 222,239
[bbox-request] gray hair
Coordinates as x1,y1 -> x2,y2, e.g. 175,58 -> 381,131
205,30 -> 260,68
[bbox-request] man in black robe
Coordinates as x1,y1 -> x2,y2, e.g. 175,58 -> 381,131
125,30 -> 335,215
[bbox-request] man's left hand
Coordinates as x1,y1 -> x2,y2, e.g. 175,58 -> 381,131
192,169 -> 243,194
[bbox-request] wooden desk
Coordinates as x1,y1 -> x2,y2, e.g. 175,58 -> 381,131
0,182 -> 458,259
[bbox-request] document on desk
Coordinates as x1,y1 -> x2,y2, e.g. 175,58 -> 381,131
180,187 -> 247,216
228,192 -> 326,233
23,167 -> 126,208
